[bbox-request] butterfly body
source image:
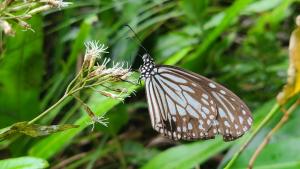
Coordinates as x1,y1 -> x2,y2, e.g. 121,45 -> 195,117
140,53 -> 253,141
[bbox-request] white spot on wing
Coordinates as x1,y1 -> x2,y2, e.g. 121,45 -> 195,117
182,126 -> 187,132
188,123 -> 193,130
202,94 -> 209,100
242,110 -> 246,115
247,117 -> 252,125
224,121 -> 230,127
239,116 -> 244,124
235,124 -> 238,129
198,123 -> 204,130
220,90 -> 226,94
172,116 -> 176,122
218,108 -> 226,118
209,83 -> 216,88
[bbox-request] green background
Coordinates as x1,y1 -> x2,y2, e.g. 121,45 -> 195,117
0,0 -> 300,168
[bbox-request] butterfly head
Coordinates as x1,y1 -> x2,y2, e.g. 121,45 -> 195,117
139,53 -> 155,79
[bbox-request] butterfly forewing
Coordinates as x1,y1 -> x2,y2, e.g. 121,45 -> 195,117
145,65 -> 252,141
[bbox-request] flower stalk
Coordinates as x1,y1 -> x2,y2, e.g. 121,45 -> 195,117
28,41 -> 133,127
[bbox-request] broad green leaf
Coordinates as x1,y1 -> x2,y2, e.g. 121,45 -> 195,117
142,138 -> 231,169
231,137 -> 300,169
0,156 -> 48,169
123,140 -> 159,166
220,100 -> 300,169
219,100 -> 278,168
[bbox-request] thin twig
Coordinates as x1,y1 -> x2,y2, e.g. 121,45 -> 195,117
248,99 -> 300,169
28,94 -> 69,124
65,68 -> 83,95
224,103 -> 280,169
113,135 -> 127,169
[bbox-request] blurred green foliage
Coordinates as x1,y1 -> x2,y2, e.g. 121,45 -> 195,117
0,0 -> 300,168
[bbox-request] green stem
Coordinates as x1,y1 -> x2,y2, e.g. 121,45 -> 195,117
28,94 -> 69,124
113,135 -> 127,169
224,103 -> 280,169
65,69 -> 83,95
7,2 -> 37,12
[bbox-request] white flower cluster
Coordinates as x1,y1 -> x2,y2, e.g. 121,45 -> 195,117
84,41 -> 132,80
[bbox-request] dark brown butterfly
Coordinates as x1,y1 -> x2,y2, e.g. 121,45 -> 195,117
139,54 -> 253,141
124,25 -> 253,141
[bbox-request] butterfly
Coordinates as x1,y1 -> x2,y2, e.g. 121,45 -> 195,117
139,53 -> 253,141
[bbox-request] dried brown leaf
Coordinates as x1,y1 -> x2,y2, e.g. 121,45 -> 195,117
277,16 -> 300,104
0,122 -> 79,141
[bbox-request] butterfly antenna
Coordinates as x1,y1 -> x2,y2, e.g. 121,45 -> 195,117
124,24 -> 149,55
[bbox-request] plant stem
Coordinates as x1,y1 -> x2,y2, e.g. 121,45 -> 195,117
113,135 -> 127,169
28,94 -> 69,124
224,103 -> 280,169
65,69 -> 83,95
248,99 -> 299,169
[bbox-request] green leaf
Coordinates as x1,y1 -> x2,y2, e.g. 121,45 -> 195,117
163,47 -> 192,65
244,0 -> 283,13
153,31 -> 196,63
231,138 -> 300,169
220,100 -> 300,169
142,138 -> 231,169
249,161 -> 300,169
0,122 -> 78,141
96,104 -> 129,135
179,0 -> 208,23
123,140 -> 159,166
0,156 -> 49,169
